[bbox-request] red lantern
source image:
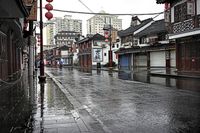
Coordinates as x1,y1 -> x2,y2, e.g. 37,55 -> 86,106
46,0 -> 53,2
105,35 -> 109,38
45,11 -> 53,20
105,39 -> 109,42
104,30 -> 110,42
45,3 -> 53,11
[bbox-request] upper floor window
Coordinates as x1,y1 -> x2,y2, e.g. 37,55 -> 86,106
139,36 -> 147,44
158,33 -> 166,41
112,44 -> 115,48
174,2 -> 194,23
117,44 -> 119,48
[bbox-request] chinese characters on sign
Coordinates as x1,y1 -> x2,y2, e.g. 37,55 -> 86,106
93,49 -> 103,62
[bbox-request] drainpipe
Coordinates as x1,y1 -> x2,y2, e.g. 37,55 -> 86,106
28,21 -> 34,77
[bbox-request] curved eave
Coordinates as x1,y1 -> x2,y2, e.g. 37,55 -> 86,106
17,0 -> 29,17
156,0 -> 178,4
0,0 -> 29,18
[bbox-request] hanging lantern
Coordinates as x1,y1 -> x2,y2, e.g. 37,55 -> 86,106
105,39 -> 109,42
45,0 -> 53,20
45,3 -> 53,11
105,35 -> 109,39
45,11 -> 53,20
46,0 -> 53,2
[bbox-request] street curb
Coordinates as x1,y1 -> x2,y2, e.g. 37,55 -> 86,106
45,72 -> 108,133
45,72 -> 90,132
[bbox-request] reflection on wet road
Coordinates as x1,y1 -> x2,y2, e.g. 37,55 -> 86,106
118,70 -> 200,92
31,78 -> 77,133
47,67 -> 200,133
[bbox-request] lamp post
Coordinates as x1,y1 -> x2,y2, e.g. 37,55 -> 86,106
38,0 -> 46,83
38,0 -> 53,83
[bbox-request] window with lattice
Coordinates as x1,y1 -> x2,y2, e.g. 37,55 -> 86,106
174,2 -> 187,22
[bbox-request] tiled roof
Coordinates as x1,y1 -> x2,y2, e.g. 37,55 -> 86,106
115,43 -> 175,54
58,31 -> 79,34
59,45 -> 69,50
77,33 -> 105,44
0,0 -> 29,18
156,0 -> 177,4
118,18 -> 153,37
135,19 -> 167,37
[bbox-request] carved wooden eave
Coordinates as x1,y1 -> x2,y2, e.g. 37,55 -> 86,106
156,0 -> 180,4
0,0 -> 29,18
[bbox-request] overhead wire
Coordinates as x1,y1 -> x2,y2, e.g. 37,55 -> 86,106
52,8 -> 164,16
78,0 -> 93,13
77,0 -> 107,25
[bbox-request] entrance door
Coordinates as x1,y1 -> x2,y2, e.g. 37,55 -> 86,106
119,54 -> 130,70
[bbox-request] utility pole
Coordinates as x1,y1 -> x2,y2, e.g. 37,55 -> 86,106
109,17 -> 113,68
38,0 -> 46,83
104,16 -> 113,69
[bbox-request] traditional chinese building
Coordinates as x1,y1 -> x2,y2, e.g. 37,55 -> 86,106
0,0 -> 31,80
157,0 -> 200,75
77,33 -> 108,68
117,18 -> 173,71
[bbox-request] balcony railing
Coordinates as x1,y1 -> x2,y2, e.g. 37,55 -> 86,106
172,19 -> 194,34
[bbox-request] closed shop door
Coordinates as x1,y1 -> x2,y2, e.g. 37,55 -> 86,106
134,55 -> 147,67
170,50 -> 176,67
150,51 -> 165,67
119,55 -> 130,70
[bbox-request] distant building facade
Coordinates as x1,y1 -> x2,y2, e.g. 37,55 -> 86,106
46,15 -> 82,46
87,10 -> 122,35
77,33 -> 111,68
54,31 -> 79,47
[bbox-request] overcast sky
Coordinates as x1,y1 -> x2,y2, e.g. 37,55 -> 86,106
43,0 -> 164,35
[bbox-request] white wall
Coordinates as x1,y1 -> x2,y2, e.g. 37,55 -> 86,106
92,41 -> 109,66
61,51 -> 68,56
171,6 -> 175,23
197,0 -> 200,15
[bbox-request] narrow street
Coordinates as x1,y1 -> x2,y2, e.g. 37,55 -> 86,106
43,67 -> 200,133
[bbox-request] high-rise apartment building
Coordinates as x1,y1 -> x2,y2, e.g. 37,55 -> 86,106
87,10 -> 122,35
46,15 -> 82,46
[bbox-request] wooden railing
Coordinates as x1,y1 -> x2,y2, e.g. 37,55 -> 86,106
172,19 -> 194,34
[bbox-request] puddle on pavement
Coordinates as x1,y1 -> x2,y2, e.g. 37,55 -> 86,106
30,78 -> 74,132
118,71 -> 200,92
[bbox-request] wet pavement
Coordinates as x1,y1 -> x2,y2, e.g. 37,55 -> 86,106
1,67 -> 200,133
46,67 -> 200,133
30,78 -> 84,133
118,69 -> 200,92
30,75 -> 105,133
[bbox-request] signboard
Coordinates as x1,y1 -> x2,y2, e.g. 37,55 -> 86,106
93,48 -> 103,62
23,0 -> 38,21
187,1 -> 194,15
